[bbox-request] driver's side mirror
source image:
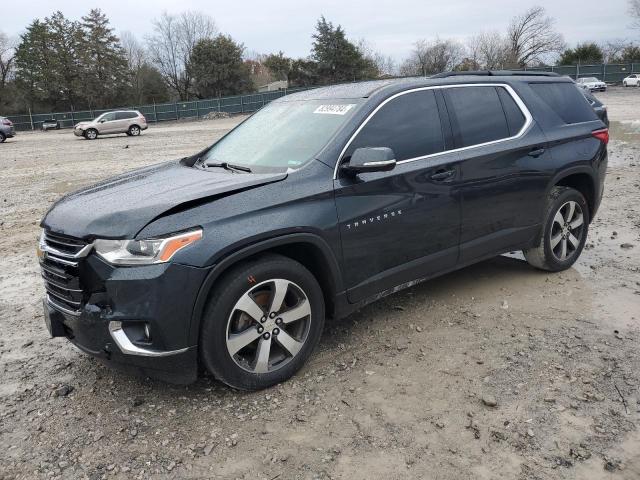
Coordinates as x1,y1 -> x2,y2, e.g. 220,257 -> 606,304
99,119 -> 106,123
341,147 -> 396,175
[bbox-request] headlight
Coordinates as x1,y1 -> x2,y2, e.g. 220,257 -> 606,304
93,229 -> 202,265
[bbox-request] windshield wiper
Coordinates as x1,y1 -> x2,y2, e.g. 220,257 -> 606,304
201,160 -> 252,173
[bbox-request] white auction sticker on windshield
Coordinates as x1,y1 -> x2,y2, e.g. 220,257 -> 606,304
313,104 -> 355,115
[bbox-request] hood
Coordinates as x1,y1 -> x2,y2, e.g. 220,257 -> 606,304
42,160 -> 287,239
75,121 -> 92,128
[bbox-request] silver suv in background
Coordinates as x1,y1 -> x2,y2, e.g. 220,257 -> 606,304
74,110 -> 148,140
0,116 -> 16,143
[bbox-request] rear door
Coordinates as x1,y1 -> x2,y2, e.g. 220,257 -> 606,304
334,88 -> 461,303
443,84 -> 553,263
113,111 -> 133,133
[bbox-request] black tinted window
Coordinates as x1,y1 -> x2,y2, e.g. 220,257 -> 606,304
497,87 -> 526,136
445,86 -> 510,147
116,111 -> 137,120
529,83 -> 598,124
347,90 -> 444,161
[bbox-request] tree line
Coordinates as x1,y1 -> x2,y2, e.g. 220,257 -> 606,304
1,5 -> 639,115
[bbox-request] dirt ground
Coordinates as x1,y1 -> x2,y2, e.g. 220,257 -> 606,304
1,87 -> 639,480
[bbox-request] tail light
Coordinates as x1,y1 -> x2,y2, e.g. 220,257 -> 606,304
139,115 -> 146,122
591,128 -> 609,144
1,119 -> 12,126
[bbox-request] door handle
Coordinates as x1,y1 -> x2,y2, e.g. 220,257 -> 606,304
430,168 -> 456,181
528,147 -> 546,158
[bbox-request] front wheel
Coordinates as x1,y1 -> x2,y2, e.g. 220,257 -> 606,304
200,254 -> 325,390
84,128 -> 98,140
523,186 -> 589,272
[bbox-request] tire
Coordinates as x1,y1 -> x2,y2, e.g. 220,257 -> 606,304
0,132 -> 5,143
84,128 -> 98,140
128,125 -> 141,136
523,186 -> 589,272
200,254 -> 325,390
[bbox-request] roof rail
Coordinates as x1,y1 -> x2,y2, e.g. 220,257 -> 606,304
430,70 -> 560,78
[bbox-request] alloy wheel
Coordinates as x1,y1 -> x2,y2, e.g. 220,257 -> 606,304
225,279 -> 312,374
130,126 -> 140,136
550,200 -> 584,261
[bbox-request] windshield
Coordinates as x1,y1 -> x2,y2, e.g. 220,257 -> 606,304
200,99 -> 362,172
582,77 -> 598,82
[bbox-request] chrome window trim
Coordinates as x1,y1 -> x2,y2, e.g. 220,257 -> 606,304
333,83 -> 533,180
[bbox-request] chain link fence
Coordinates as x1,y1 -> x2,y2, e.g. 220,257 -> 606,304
521,62 -> 640,83
8,62 -> 640,131
7,87 -> 313,132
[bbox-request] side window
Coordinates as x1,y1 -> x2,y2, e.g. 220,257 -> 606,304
115,112 -> 136,120
346,90 -> 444,161
529,83 -> 598,124
496,87 -> 526,136
445,86 -> 510,147
101,112 -> 116,122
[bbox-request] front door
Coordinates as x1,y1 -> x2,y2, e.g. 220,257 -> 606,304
334,89 -> 461,303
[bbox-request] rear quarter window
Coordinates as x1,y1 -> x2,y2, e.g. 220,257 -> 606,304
529,83 -> 598,124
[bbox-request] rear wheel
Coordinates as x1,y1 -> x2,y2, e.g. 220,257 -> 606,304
523,186 -> 589,272
200,254 -> 325,390
84,128 -> 98,140
0,132 -> 5,143
128,125 -> 141,136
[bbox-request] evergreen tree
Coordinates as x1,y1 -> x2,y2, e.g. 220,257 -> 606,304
188,35 -> 252,98
264,51 -> 291,81
80,9 -> 129,108
559,43 -> 604,65
311,16 -> 375,84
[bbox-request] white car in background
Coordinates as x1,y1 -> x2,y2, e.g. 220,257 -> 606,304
576,77 -> 607,92
623,74 -> 640,87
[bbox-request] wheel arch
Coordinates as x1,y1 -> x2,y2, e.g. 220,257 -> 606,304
187,233 -> 343,346
548,168 -> 596,222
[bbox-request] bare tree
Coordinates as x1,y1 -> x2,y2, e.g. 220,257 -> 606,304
121,31 -> 148,103
630,0 -> 640,28
601,39 -> 630,63
401,38 -> 464,76
146,11 -> 217,99
0,31 -> 16,89
356,39 -> 396,76
476,31 -> 509,69
506,6 -> 565,67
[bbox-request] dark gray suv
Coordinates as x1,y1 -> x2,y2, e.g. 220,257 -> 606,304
0,116 -> 15,142
39,71 -> 608,390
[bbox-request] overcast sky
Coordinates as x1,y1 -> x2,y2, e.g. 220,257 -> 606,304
2,0 -> 636,60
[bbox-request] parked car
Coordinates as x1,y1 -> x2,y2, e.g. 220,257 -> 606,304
0,116 -> 15,143
622,74 -> 640,87
576,77 -> 607,92
73,110 -> 147,140
579,88 -> 609,126
41,119 -> 60,131
39,72 -> 608,389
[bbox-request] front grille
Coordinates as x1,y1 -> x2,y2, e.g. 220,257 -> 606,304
39,231 -> 92,315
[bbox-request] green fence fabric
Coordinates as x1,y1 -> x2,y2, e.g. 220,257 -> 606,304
8,63 -> 639,131
7,87 -> 311,131
521,62 -> 639,84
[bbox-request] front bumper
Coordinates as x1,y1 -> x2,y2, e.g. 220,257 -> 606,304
73,128 -> 84,137
42,254 -> 210,384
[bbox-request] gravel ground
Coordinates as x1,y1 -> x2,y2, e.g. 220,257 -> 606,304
0,87 -> 639,480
